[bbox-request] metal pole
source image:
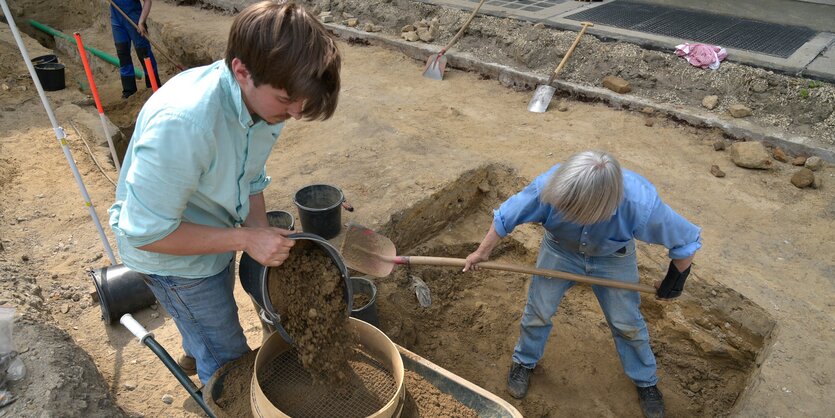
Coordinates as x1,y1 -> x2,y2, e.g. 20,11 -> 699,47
0,0 -> 117,265
73,32 -> 121,172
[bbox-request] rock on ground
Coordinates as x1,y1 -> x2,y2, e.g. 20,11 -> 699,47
702,95 -> 719,110
791,168 -> 815,188
730,142 -> 772,169
728,104 -> 752,118
602,76 -> 631,94
805,156 -> 824,171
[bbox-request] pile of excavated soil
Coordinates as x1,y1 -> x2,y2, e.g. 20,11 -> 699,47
205,350 -> 257,418
266,240 -> 355,384
353,292 -> 371,309
298,0 -> 835,144
401,370 -> 479,418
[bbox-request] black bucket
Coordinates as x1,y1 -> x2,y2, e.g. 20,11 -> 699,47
31,54 -> 58,66
293,184 -> 349,240
238,233 -> 352,344
350,277 -> 379,327
89,264 -> 157,325
34,63 -> 65,91
266,210 -> 294,230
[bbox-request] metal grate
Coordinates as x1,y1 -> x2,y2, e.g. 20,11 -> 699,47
475,0 -> 568,13
565,1 -> 817,58
258,348 -> 398,418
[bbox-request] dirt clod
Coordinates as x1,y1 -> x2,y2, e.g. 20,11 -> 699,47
710,165 -> 726,178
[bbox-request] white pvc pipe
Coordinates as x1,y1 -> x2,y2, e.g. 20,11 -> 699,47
0,0 -> 117,265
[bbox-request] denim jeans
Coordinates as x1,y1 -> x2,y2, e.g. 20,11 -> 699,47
145,262 -> 250,384
512,238 -> 658,387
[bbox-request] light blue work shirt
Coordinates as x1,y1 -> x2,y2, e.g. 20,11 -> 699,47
108,60 -> 283,278
493,165 -> 701,259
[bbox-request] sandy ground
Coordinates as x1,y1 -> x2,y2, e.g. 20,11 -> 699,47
1,1 -> 834,417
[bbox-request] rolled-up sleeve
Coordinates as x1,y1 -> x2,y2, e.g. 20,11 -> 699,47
493,175 -> 552,237
249,166 -> 271,195
110,112 -> 213,248
634,196 -> 702,259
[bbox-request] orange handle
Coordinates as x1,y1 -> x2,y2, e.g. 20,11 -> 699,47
73,33 -> 104,114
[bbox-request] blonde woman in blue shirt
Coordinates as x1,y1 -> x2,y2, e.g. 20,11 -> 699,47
108,2 -> 341,384
464,150 -> 701,418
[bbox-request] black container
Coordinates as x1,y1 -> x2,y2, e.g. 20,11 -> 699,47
293,184 -> 346,240
31,54 -> 58,66
238,233 -> 352,344
89,264 -> 157,325
350,277 -> 379,327
266,210 -> 294,230
34,63 -> 65,91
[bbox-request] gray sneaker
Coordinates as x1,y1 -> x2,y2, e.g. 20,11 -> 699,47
637,385 -> 665,418
507,362 -> 532,399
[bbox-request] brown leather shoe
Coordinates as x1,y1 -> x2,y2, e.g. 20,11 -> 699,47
177,354 -> 197,376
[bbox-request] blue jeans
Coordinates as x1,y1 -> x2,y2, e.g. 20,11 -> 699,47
110,4 -> 158,78
144,262 -> 250,384
512,238 -> 658,387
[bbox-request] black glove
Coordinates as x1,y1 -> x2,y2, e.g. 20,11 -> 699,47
656,261 -> 690,299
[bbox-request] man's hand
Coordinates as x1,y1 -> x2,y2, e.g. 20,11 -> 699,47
243,227 -> 295,267
463,250 -> 490,272
138,18 -> 148,37
654,260 -> 691,300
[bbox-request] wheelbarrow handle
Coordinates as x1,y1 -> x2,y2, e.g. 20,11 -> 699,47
120,313 -> 153,343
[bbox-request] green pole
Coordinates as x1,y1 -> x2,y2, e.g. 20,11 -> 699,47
28,19 -> 144,79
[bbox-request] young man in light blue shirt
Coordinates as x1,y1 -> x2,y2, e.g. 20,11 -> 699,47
108,1 -> 341,383
464,150 -> 701,418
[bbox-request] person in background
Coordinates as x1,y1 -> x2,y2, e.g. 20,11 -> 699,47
108,2 -> 341,383
464,150 -> 701,418
110,0 -> 161,98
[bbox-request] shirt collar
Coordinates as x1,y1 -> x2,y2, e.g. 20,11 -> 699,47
219,61 -> 255,129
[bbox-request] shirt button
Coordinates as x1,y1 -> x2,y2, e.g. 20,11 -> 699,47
582,242 -> 587,246
584,231 -> 588,235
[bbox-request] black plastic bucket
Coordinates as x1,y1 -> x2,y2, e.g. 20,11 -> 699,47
34,63 -> 65,91
31,54 -> 58,66
293,184 -> 347,240
266,210 -> 294,230
238,233 -> 352,344
89,264 -> 157,325
350,277 -> 379,327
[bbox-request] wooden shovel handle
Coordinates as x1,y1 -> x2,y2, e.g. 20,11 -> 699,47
546,21 -> 593,85
397,255 -> 656,294
441,0 -> 488,53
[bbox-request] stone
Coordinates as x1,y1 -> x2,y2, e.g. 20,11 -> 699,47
557,102 -> 569,112
602,76 -> 631,94
320,15 -> 334,23
61,304 -> 70,314
772,147 -> 789,163
713,140 -> 726,151
401,24 -> 416,33
363,23 -> 374,32
751,79 -> 768,93
161,394 -> 174,404
640,106 -> 654,115
372,25 -> 383,33
123,382 -> 137,391
710,165 -> 725,178
342,12 -> 354,18
792,156 -> 807,166
644,118 -> 655,127
72,97 -> 95,107
345,18 -> 358,27
805,156 -> 823,171
791,168 -> 814,188
1,83 -> 10,91
477,182 -> 491,193
150,312 -> 159,319
702,95 -> 719,110
730,142 -> 772,169
417,28 -> 434,42
533,22 -> 545,29
728,104 -> 752,118
416,20 -> 429,29
402,31 -> 419,42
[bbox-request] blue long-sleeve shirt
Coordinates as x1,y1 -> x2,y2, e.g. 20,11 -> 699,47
493,165 -> 701,259
108,61 -> 283,278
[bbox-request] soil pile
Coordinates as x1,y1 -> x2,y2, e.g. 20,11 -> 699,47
402,370 -> 478,418
353,292 -> 371,309
266,240 -> 355,384
206,350 -> 258,418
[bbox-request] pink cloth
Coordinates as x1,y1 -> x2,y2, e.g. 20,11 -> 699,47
675,43 -> 728,70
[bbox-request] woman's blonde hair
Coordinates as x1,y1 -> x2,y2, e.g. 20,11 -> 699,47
540,150 -> 624,225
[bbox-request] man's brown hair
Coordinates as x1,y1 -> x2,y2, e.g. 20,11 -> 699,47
225,1 -> 341,120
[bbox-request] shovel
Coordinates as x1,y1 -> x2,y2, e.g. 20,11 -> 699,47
527,22 -> 593,113
422,0 -> 487,80
339,224 -> 655,294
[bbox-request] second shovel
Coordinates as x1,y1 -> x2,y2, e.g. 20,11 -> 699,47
528,22 -> 593,113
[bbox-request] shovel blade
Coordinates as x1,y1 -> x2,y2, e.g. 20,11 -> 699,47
340,223 -> 398,277
422,53 -> 447,80
527,85 -> 556,113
